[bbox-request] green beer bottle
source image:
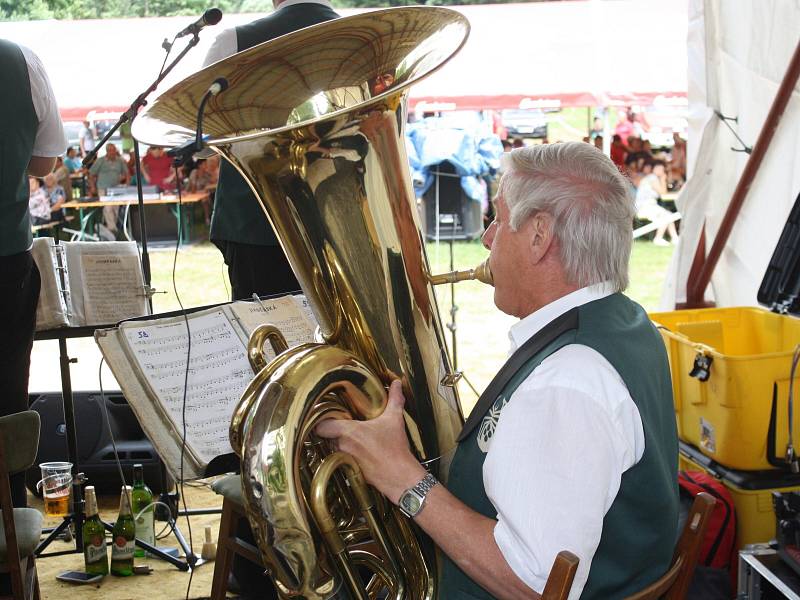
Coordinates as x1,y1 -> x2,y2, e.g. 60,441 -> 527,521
110,485 -> 135,576
82,486 -> 108,576
131,464 -> 154,558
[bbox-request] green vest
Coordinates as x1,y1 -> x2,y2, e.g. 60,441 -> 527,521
441,293 -> 678,599
0,40 -> 38,256
210,4 -> 339,246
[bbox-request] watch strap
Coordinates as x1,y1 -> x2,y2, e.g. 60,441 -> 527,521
412,473 -> 438,497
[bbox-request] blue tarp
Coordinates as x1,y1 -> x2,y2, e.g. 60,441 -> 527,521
405,115 -> 504,204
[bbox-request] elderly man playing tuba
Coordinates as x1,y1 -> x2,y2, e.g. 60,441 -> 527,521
318,142 -> 679,599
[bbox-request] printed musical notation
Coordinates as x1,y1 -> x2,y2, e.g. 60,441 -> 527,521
82,254 -> 148,325
230,295 -> 317,362
121,310 -> 251,463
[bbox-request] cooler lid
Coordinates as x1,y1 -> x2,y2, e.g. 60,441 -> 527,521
758,190 -> 800,315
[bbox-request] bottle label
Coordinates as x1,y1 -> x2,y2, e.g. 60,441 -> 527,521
135,511 -> 155,546
85,536 -> 107,564
112,536 -> 135,560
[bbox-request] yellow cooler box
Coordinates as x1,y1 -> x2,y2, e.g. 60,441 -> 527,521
679,441 -> 800,549
650,306 -> 800,471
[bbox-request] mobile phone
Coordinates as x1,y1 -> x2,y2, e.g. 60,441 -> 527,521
55,570 -> 103,584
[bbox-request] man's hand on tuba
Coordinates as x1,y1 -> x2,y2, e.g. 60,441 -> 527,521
316,380 -> 427,506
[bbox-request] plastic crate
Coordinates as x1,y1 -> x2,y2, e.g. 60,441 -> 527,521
651,306 -> 800,471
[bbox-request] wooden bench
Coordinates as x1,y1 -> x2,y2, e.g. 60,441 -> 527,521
31,215 -> 75,237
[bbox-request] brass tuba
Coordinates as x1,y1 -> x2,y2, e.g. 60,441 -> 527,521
134,8 -> 483,599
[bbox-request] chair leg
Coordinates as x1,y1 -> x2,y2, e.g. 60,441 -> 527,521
210,499 -> 237,600
31,557 -> 40,600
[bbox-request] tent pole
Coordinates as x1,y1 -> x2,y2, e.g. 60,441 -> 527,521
684,38 -> 800,307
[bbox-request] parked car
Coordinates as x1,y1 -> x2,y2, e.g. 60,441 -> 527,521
501,108 -> 548,139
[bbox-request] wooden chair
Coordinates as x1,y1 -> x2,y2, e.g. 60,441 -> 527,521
0,412 -> 42,600
625,492 -> 716,600
542,550 -> 580,600
209,475 -> 263,600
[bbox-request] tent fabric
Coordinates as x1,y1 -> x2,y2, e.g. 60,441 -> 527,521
661,0 -> 800,309
406,115 -> 503,203
0,1 -> 687,121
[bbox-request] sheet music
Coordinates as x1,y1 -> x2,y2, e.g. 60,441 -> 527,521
229,296 -> 316,362
292,294 -> 318,333
81,254 -> 146,325
31,237 -> 70,330
120,310 -> 252,464
65,241 -> 148,326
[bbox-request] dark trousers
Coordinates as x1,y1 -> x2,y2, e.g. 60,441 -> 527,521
213,240 -> 300,301
213,239 -> 296,597
0,251 -> 40,507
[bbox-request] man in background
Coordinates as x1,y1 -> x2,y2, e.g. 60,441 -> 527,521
203,0 -> 339,302
78,119 -> 95,157
0,38 -> 65,507
202,2 -> 340,596
88,142 -> 128,237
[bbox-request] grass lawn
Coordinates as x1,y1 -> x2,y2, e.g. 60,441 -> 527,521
147,237 -> 674,414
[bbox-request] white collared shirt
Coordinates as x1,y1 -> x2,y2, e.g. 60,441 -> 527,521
202,0 -> 335,67
482,282 -> 645,600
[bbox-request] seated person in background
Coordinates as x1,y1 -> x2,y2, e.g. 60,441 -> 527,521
318,142 -> 679,599
189,158 -> 217,225
88,143 -> 129,237
43,173 -> 66,222
636,160 -> 678,246
593,135 -> 603,152
63,146 -> 82,173
610,134 -> 626,169
53,156 -> 72,199
669,132 -> 687,189
142,146 -> 176,191
28,177 -> 50,225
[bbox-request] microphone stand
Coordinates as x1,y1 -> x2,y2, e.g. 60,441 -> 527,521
81,31 -> 204,301
78,29 -> 212,572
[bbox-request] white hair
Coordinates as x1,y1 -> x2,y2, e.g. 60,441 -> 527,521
499,142 -> 634,291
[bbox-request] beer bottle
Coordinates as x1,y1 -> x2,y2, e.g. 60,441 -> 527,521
82,486 -> 108,576
131,464 -> 155,558
110,485 -> 135,576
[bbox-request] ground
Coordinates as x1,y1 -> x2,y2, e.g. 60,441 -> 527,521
28,237 -> 675,599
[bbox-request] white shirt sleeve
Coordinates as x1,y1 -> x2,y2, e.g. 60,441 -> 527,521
19,45 -> 66,158
202,28 -> 238,68
483,344 -> 645,600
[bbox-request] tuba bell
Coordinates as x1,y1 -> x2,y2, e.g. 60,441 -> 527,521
134,8 -> 479,599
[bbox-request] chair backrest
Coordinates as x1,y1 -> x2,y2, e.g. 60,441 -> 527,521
0,412 -> 40,475
625,491 -> 716,600
542,550 -> 580,600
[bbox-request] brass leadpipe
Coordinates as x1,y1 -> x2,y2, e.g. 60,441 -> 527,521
429,260 -> 493,286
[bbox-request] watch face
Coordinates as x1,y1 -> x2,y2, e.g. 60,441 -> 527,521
401,493 -> 421,515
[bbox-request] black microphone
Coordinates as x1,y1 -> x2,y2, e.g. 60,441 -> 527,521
207,77 -> 229,96
176,8 -> 222,38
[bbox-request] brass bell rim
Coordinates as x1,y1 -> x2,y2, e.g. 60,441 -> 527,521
134,6 -> 470,148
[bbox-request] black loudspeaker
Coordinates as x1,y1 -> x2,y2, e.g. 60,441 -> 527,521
26,391 -> 168,496
422,161 -> 484,241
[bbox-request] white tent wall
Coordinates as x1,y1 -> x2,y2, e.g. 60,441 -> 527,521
662,0 -> 800,309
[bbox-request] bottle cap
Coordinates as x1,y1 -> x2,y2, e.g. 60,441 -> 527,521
85,485 -> 98,517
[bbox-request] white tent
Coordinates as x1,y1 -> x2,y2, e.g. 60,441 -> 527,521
0,1 -> 687,119
662,0 -> 800,308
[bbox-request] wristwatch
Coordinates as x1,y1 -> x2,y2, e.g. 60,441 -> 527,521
398,473 -> 439,518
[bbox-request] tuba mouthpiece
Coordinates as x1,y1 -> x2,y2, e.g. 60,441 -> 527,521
429,260 -> 493,286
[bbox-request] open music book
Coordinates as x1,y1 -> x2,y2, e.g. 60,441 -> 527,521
32,238 -> 149,330
95,295 -> 317,479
